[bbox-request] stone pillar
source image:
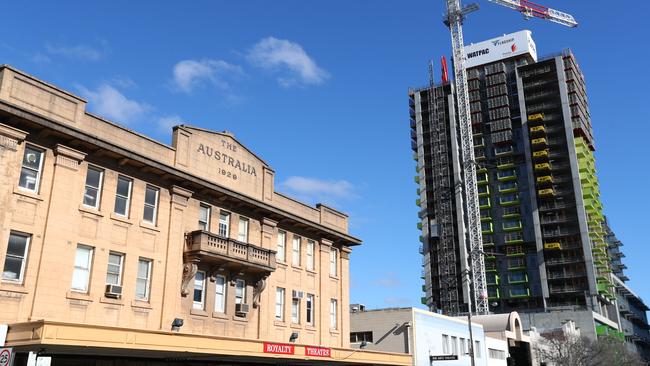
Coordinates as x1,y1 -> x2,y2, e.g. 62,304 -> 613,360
30,144 -> 87,320
257,217 -> 277,340
159,185 -> 192,331
0,123 -> 28,252
318,238 -> 333,345
340,246 -> 352,348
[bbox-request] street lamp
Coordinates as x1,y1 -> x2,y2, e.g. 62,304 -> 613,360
463,249 -> 504,366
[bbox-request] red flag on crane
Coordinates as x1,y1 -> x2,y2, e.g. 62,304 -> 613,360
441,56 -> 449,84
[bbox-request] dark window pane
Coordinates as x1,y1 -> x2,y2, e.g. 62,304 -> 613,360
22,147 -> 42,169
193,289 -> 202,303
2,257 -> 22,280
114,197 -> 127,215
7,234 -> 27,257
145,187 -> 157,205
19,169 -> 38,190
85,168 -> 101,188
116,178 -> 131,197
143,206 -> 154,222
84,187 -> 98,207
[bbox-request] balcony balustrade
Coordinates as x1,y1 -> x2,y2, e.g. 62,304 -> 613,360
185,230 -> 276,275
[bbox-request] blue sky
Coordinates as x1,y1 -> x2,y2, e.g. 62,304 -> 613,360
2,0 -> 649,309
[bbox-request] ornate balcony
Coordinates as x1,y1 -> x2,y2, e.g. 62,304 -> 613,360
185,230 -> 276,274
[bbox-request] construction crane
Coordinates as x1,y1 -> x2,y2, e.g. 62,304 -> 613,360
442,0 -> 577,317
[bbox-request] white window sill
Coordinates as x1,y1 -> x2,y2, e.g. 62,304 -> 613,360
139,221 -> 160,232
13,186 -> 43,201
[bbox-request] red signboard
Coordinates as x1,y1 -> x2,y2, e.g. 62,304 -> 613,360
263,342 -> 295,355
305,346 -> 331,358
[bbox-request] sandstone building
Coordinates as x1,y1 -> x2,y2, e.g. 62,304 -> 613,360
0,65 -> 410,366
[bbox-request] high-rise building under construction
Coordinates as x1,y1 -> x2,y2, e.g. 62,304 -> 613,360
410,30 -> 622,337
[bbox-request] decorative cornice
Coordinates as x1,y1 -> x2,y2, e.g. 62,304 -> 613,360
54,144 -> 86,170
0,123 -> 27,151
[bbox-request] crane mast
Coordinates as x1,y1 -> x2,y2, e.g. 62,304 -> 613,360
444,0 -> 488,316
441,0 -> 577,316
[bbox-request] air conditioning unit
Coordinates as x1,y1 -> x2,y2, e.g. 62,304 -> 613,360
105,284 -> 123,299
292,290 -> 304,299
235,303 -> 250,315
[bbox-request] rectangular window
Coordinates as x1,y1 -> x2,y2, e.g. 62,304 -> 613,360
235,279 -> 246,305
292,236 -> 301,266
143,185 -> 159,224
2,232 -> 30,283
214,275 -> 226,313
277,231 -> 286,262
460,338 -> 466,355
489,349 -> 506,360
114,176 -> 132,217
479,196 -> 491,207
330,299 -> 338,329
105,252 -> 124,286
350,331 -> 373,343
193,271 -> 206,309
238,217 -> 249,242
218,211 -> 230,237
199,204 -> 211,231
475,341 -> 481,358
330,248 -> 338,276
83,166 -> 103,208
508,272 -> 528,284
71,245 -> 93,292
442,334 -> 450,354
306,293 -> 314,325
451,336 -> 458,355
306,240 -> 315,271
497,168 -> 517,180
498,181 -> 517,192
18,145 -> 44,192
275,287 -> 285,321
500,193 -> 520,205
291,298 -> 300,324
135,258 -> 152,301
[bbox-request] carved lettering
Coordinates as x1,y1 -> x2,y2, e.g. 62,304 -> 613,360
196,142 -> 257,179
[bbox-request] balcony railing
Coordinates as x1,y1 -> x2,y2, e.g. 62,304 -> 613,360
185,230 -> 276,274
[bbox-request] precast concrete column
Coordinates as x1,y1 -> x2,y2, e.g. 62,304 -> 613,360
340,246 -> 352,348
318,238 -> 333,345
159,185 -> 192,331
257,217 -> 277,340
0,123 -> 28,254
30,144 -> 87,320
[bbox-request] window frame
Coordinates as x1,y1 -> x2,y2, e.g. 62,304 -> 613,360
105,251 -> 124,286
442,334 -> 450,354
135,258 -> 152,301
82,165 -> 104,209
214,274 -> 227,313
330,248 -> 338,277
218,211 -> 230,237
330,299 -> 338,329
237,217 -> 249,242
199,204 -> 211,231
71,245 -> 94,293
143,185 -> 160,225
306,293 -> 315,326
291,297 -> 300,324
193,271 -> 206,309
275,287 -> 285,321
113,175 -> 133,217
2,232 -> 31,284
306,240 -> 315,271
235,278 -> 246,305
276,231 -> 286,263
18,145 -> 45,193
292,236 -> 301,266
